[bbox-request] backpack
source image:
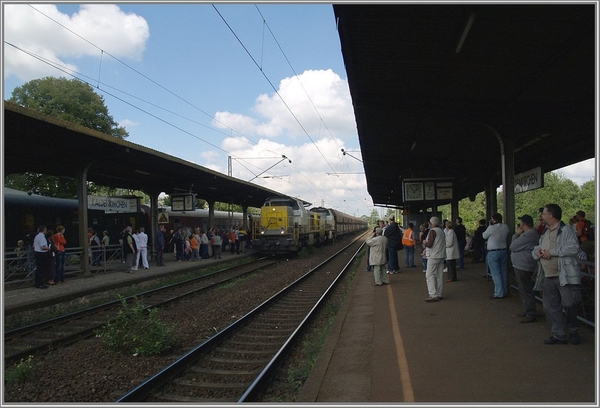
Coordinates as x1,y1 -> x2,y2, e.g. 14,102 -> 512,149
582,220 -> 595,241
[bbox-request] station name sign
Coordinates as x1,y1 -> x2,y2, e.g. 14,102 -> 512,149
88,196 -> 139,213
514,166 -> 543,194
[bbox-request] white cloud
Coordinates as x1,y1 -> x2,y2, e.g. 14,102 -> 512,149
3,4 -> 149,82
212,69 -> 356,141
119,119 -> 139,129
554,158 -> 596,186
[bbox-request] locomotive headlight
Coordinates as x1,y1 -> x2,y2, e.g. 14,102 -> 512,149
280,227 -> 285,235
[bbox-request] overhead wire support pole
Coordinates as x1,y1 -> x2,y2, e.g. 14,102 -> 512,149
341,148 -> 363,163
247,155 -> 292,183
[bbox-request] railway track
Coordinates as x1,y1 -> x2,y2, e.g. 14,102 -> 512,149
3,257 -> 277,367
116,234 -> 366,403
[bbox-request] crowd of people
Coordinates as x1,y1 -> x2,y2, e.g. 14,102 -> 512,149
119,224 -> 251,273
365,203 -> 594,345
25,223 -> 253,285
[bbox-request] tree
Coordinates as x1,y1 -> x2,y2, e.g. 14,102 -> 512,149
9,77 -> 128,139
6,76 -> 129,197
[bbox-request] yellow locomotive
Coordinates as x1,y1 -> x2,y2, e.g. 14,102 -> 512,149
252,195 -> 368,253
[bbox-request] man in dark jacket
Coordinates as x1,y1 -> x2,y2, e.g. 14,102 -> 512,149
454,217 -> 467,269
155,224 -> 167,266
384,215 -> 401,274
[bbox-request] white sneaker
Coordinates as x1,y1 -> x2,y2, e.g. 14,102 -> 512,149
386,271 -> 391,274
443,268 -> 448,272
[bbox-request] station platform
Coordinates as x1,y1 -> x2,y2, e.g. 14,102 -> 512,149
3,250 -> 256,315
299,253 -> 597,404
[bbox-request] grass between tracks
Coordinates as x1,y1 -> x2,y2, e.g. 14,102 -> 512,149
3,257 -> 256,331
258,247 -> 365,402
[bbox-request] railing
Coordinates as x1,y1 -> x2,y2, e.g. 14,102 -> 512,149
3,244 -> 129,288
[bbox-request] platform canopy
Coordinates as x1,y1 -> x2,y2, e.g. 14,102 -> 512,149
3,102 -> 285,209
334,4 -> 596,209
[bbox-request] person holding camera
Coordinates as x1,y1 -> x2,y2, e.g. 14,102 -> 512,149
483,213 -> 510,299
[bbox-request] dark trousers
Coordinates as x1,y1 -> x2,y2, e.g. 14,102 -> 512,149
458,241 -> 466,268
156,248 -> 164,265
446,259 -> 457,281
34,252 -> 48,287
542,277 -> 582,340
514,267 -> 537,317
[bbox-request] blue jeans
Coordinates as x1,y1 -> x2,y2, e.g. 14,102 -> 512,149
486,249 -> 507,297
55,251 -> 66,281
404,245 -> 415,267
387,245 -> 399,272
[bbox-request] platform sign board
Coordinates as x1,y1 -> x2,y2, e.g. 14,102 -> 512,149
171,193 -> 196,211
514,167 -> 543,194
403,179 -> 453,202
88,196 -> 139,213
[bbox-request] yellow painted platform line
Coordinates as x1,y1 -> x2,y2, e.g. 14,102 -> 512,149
387,284 -> 415,402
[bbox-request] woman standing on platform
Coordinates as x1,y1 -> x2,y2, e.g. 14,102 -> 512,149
53,225 -> 67,283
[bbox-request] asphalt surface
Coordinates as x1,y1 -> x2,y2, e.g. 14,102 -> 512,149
298,252 -> 597,404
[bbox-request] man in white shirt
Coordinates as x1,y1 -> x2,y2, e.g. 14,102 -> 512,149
483,213 -> 510,299
137,227 -> 149,269
33,225 -> 50,289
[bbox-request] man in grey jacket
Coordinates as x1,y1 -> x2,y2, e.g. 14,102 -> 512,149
532,204 -> 582,345
424,216 -> 446,302
510,214 -> 539,323
366,227 -> 389,286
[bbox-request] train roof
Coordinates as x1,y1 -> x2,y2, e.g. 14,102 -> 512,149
3,188 -> 78,210
263,195 -> 312,208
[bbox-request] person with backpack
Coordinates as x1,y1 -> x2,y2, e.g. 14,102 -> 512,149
575,211 -> 594,260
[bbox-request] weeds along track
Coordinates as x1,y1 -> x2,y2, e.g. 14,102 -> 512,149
3,257 -> 277,367
116,236 -> 366,403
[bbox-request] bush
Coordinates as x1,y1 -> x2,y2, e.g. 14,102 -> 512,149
5,355 -> 34,384
96,296 -> 176,356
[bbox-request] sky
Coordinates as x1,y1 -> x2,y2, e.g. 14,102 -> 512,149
2,2 -> 596,218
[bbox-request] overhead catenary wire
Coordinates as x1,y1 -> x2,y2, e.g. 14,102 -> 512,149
13,4 -> 371,211
215,5 -> 369,209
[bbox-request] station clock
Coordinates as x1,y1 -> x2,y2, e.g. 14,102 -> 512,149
404,182 -> 424,201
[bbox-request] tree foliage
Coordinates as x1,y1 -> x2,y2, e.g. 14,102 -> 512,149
9,77 -> 128,139
6,77 -> 129,198
452,171 -> 596,235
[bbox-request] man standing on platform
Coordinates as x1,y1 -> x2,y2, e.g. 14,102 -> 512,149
424,216 -> 446,302
533,204 -> 582,345
384,215 -> 401,274
454,217 -> 467,269
510,214 -> 539,323
401,222 -> 416,268
155,224 -> 167,266
366,227 -> 389,286
483,213 -> 510,299
33,225 -> 50,289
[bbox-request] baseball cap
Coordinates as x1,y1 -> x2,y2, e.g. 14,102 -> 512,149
389,215 -> 395,220
518,214 -> 534,226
